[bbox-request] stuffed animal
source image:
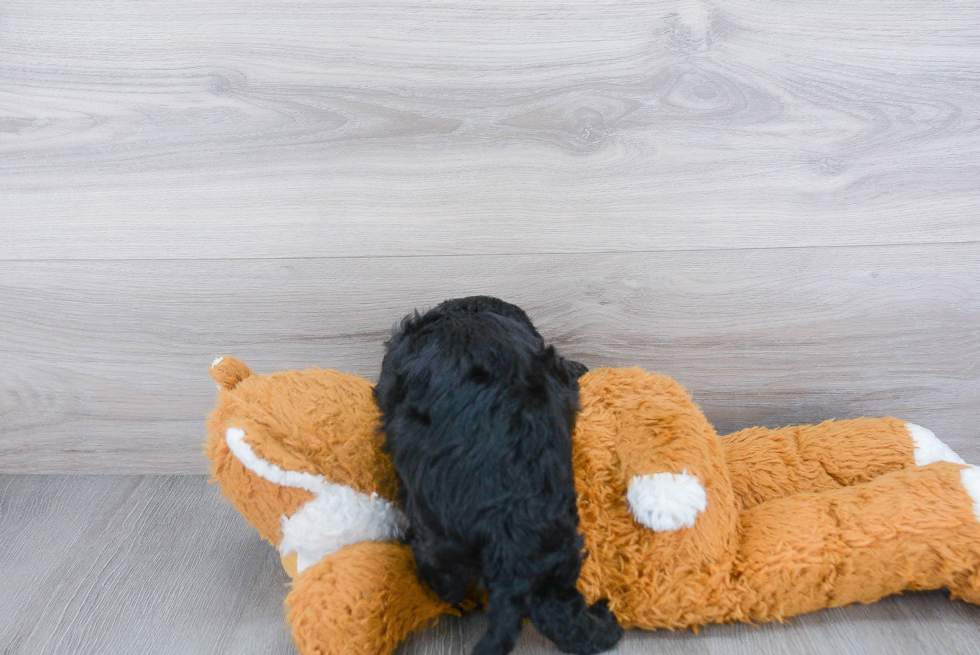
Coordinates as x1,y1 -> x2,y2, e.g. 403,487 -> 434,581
205,356 -> 980,655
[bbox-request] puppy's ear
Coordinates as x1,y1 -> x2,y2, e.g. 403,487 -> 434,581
384,309 -> 428,355
373,372 -> 405,415
538,347 -> 587,385
561,358 -> 589,380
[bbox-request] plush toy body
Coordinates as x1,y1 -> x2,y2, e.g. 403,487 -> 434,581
206,357 -> 980,655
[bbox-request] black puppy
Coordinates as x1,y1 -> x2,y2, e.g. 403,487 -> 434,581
374,296 -> 622,655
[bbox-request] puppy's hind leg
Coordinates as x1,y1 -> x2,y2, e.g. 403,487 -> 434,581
471,583 -> 531,655
527,551 -> 622,654
411,539 -> 474,606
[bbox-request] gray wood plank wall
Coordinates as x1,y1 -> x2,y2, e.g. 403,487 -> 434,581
1,1 -> 978,473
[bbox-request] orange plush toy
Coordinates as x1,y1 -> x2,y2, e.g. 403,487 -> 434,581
205,356 -> 980,655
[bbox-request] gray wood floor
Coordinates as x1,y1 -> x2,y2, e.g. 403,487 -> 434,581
2,475 -> 979,655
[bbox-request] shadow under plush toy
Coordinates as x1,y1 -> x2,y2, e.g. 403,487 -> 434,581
205,356 -> 980,655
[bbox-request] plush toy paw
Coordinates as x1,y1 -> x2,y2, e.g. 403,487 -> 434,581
905,424 -> 980,523
626,470 -> 707,532
959,466 -> 980,523
907,423 -> 967,466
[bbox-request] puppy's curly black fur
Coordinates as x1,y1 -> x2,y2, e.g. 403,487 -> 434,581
375,296 -> 622,655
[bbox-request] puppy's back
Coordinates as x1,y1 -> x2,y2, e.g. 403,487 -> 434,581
376,298 -> 622,655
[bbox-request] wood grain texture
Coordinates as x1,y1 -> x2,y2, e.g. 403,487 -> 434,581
1,243 -> 977,473
2,0 -> 980,259
2,4 -> 979,649
404,595 -> 980,655
0,475 -> 294,655
2,475 -> 979,655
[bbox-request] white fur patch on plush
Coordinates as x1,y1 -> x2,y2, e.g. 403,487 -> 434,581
960,466 -> 980,524
279,484 -> 410,573
226,427 -> 326,493
907,423 -> 966,466
225,427 -> 409,573
211,358 -> 225,391
627,470 -> 707,532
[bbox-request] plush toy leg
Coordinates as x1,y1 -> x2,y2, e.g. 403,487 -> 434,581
286,541 -> 455,655
721,418 -> 921,510
732,462 -> 980,622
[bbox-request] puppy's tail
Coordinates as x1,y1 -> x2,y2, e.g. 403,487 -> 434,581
528,592 -> 622,655
471,584 -> 530,655
525,544 -> 623,654
471,580 -> 622,655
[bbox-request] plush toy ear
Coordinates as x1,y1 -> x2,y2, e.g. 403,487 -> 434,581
210,355 -> 254,390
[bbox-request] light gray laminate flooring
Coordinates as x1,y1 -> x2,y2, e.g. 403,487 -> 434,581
2,475 -> 978,655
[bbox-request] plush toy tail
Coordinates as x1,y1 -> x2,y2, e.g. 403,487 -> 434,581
210,356 -> 254,390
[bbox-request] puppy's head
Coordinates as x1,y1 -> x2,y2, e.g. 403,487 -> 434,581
374,297 -> 584,445
375,297 -> 541,414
